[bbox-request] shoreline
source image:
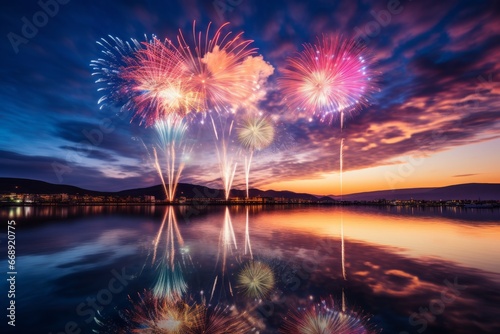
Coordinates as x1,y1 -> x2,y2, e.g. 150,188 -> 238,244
1,202 -> 499,209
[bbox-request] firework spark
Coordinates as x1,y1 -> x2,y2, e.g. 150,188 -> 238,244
237,260 -> 275,300
279,34 -> 375,123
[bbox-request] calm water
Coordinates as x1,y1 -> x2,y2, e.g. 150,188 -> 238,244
1,205 -> 499,333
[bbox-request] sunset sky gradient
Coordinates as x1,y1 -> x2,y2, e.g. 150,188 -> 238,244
0,0 -> 499,195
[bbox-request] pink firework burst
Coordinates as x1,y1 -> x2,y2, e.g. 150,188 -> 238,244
279,35 -> 376,124
121,37 -> 198,126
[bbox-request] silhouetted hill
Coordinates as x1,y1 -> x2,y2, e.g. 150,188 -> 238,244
94,183 -> 319,201
0,178 -> 107,196
330,183 -> 500,201
1,178 -> 499,201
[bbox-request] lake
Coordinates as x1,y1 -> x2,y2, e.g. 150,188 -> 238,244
1,205 -> 499,333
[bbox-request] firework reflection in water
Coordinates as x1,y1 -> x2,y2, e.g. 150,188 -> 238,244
150,206 -> 192,301
237,260 -> 275,300
95,292 -> 254,333
281,298 -> 377,334
210,206 -> 238,303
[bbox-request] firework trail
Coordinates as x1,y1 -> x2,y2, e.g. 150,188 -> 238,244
341,213 -> 346,311
120,38 -> 197,203
210,114 -> 238,201
151,115 -> 190,202
92,36 -> 194,203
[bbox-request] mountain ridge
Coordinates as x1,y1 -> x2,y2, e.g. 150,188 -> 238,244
0,178 -> 499,200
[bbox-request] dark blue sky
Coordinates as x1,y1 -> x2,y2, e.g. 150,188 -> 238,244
1,0 -> 499,193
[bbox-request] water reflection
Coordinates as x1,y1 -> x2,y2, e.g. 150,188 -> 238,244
2,205 -> 500,333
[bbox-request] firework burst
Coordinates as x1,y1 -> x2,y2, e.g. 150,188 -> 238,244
122,38 -> 201,126
237,260 -> 275,300
279,35 -> 376,124
237,115 -> 275,152
176,21 -> 270,113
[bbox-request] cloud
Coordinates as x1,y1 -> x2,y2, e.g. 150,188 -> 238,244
453,174 -> 478,178
0,149 -> 156,191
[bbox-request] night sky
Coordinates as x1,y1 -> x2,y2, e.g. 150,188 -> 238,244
1,0 -> 499,195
